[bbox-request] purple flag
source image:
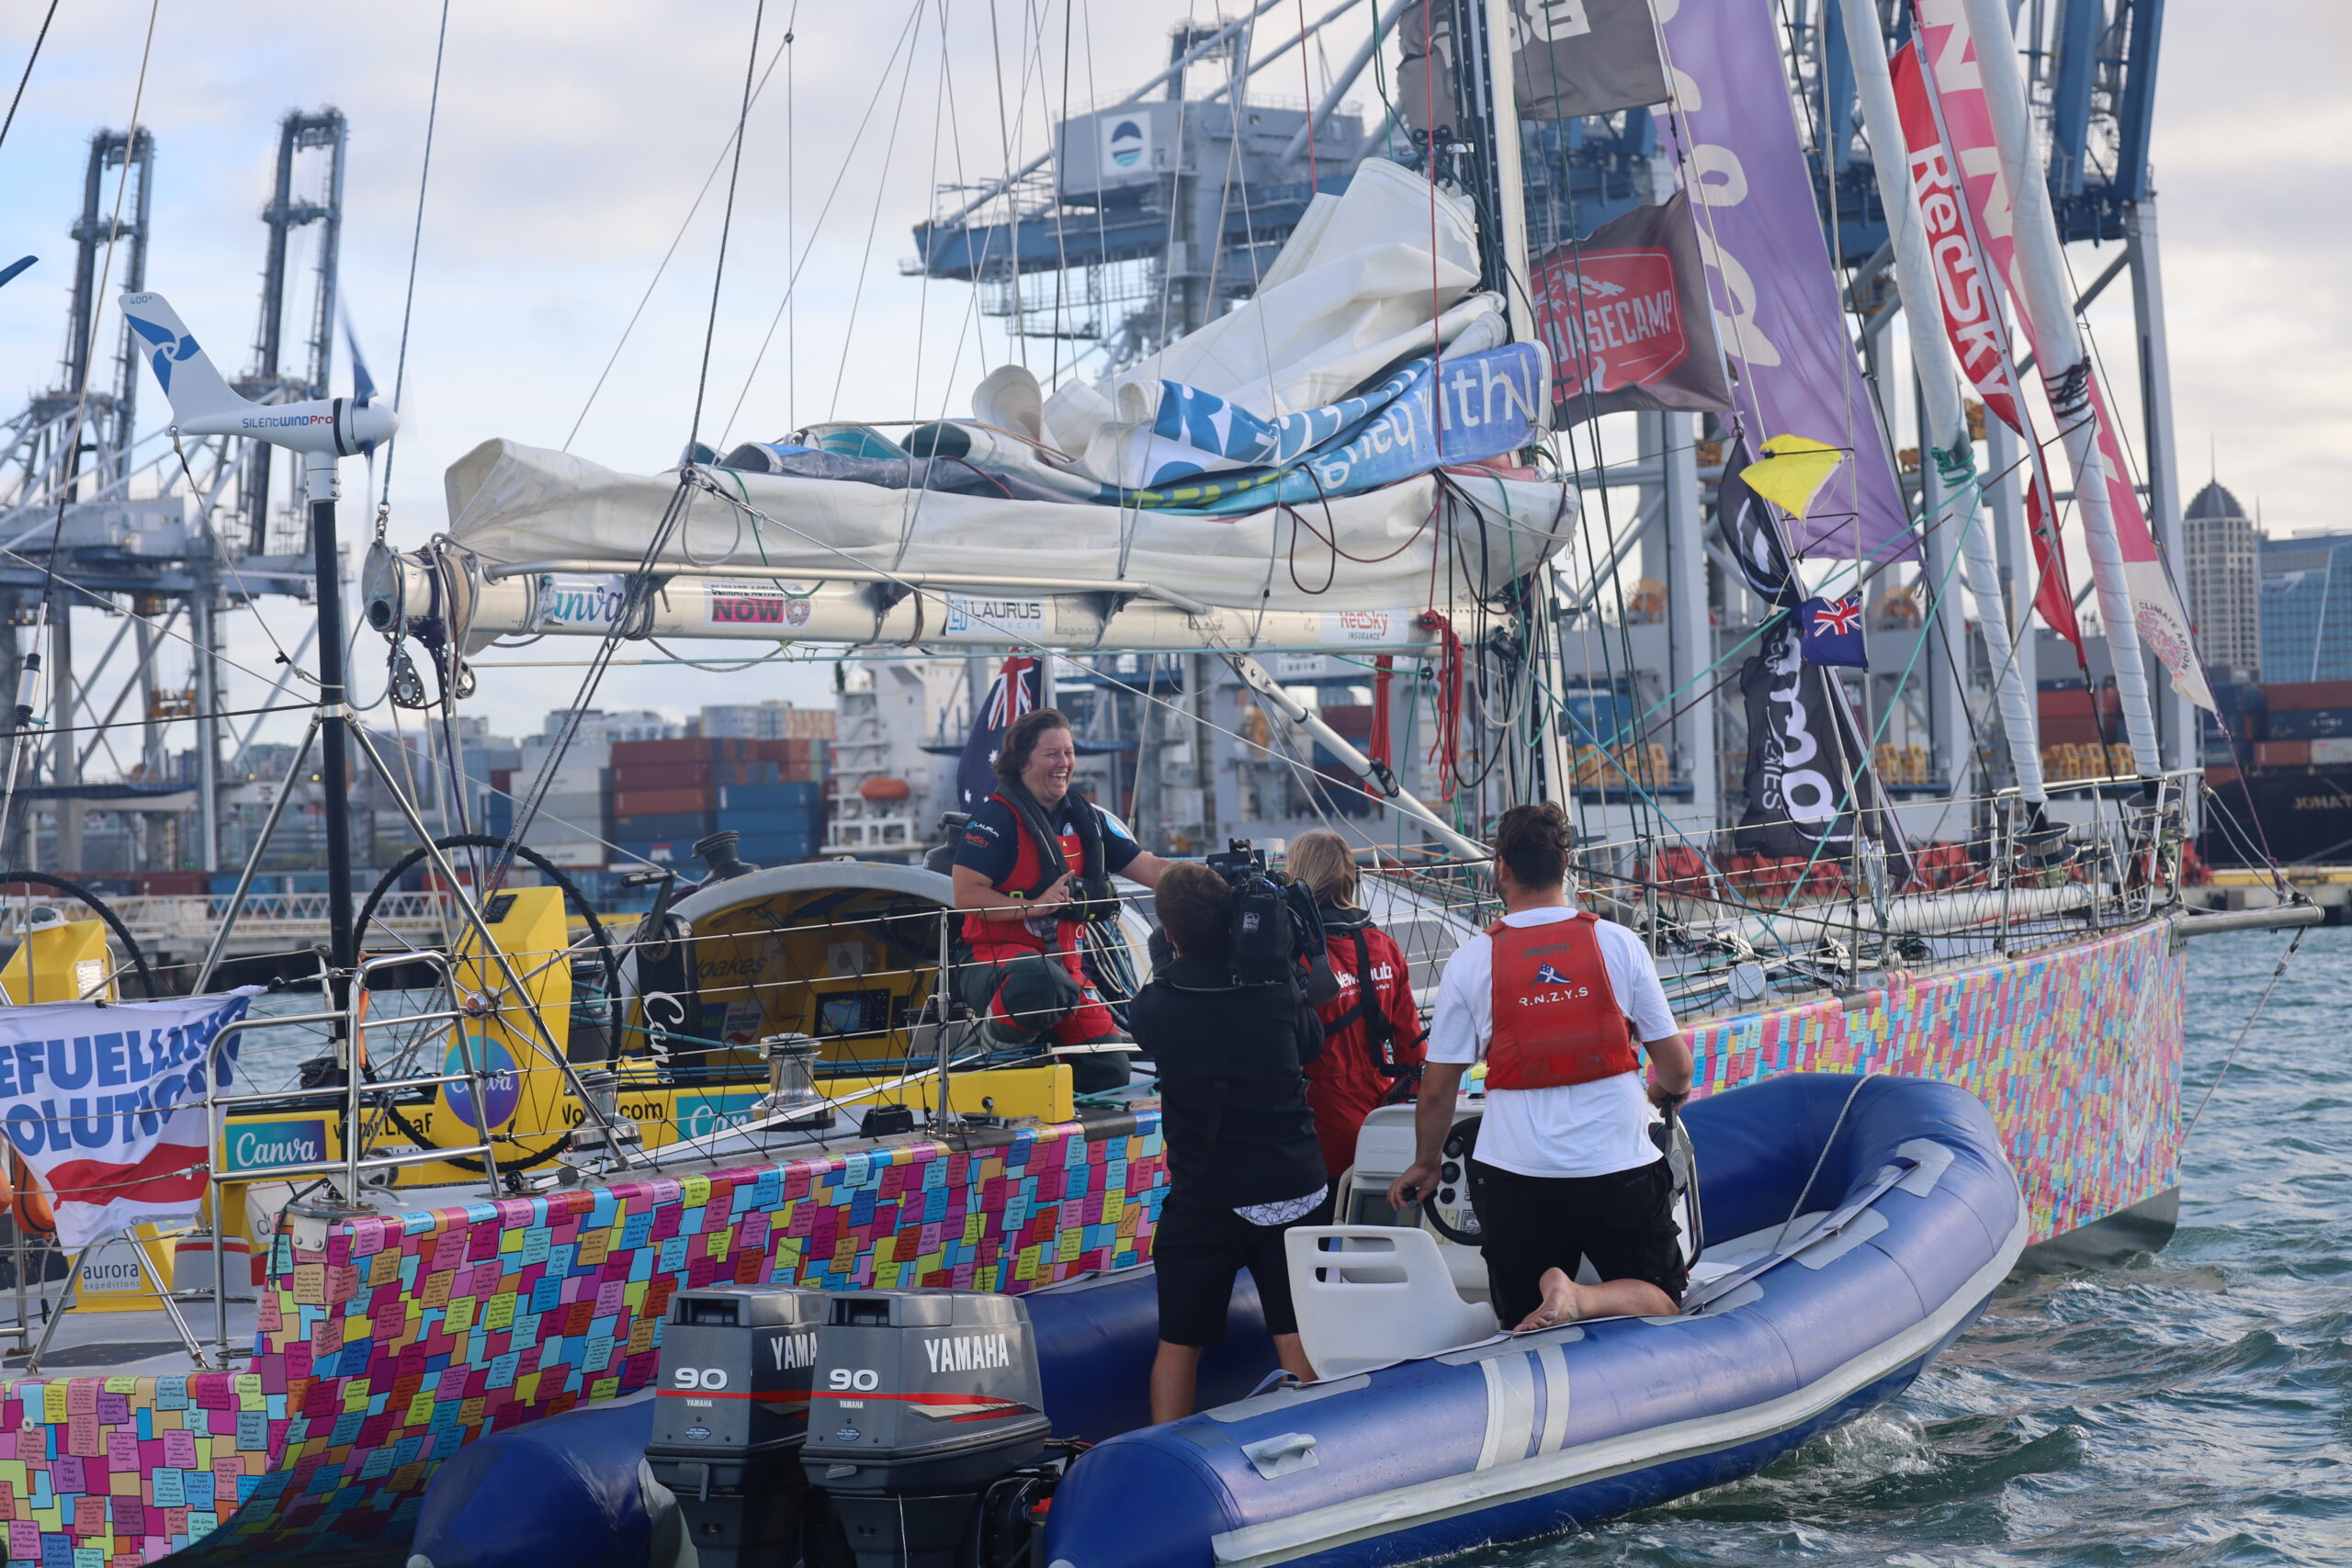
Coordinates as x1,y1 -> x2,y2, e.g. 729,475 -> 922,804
1656,0 -> 1915,564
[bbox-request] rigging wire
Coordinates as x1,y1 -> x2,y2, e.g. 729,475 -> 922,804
2181,928 -> 2305,1145
564,23 -> 799,452
379,0 -> 455,511
715,0 -> 922,447
496,4 -> 777,894
687,0 -> 768,454
824,6 -> 926,422
0,0 -> 61,154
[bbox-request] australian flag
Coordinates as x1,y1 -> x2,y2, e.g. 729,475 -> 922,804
1800,593 -> 1868,668
956,654 -> 1041,812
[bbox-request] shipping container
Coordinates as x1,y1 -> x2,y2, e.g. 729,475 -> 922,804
2260,707 -> 2352,740
609,761 -> 778,792
614,839 -> 689,865
535,762 -> 608,796
2211,682 -> 2267,716
2255,740 -> 2312,769
611,737 -> 794,765
780,709 -> 836,740
613,810 -> 715,840
729,830 -> 820,863
499,787 -> 602,818
2263,680 -> 2352,713
2036,686 -> 2120,721
2205,764 -> 2241,788
536,792 -> 606,823
716,781 -> 825,812
2313,739 -> 2352,766
613,786 -> 718,818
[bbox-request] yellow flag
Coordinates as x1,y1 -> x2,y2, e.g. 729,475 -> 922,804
1742,435 -> 1844,521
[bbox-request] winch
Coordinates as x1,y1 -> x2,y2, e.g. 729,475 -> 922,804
644,1283 -> 830,1568
801,1292 -> 1054,1568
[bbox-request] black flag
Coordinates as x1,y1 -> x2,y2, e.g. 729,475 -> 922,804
1398,0 -> 1669,132
1713,438 -> 1800,605
1717,441 -> 1912,876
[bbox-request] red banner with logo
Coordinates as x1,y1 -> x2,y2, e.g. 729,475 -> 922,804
1532,191 -> 1731,425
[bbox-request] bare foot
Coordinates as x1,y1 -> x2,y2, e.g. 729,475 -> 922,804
1515,1267 -> 1585,1330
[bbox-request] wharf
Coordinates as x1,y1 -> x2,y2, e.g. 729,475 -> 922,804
2184,868 -> 2352,925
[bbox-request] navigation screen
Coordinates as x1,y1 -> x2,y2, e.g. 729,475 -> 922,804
818,989 -> 890,1036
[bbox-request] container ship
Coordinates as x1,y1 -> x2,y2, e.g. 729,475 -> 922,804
2197,680 -> 2352,868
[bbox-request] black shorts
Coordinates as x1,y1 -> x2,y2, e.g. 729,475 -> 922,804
1468,1156 -> 1687,1325
1152,1191 -> 1303,1346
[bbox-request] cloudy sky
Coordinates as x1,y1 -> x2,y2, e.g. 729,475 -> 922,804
0,0 -> 2342,754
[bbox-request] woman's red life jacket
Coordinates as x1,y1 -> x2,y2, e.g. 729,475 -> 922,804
1303,919 -> 1425,1179
1483,913 -> 1638,1090
962,793 -> 1088,960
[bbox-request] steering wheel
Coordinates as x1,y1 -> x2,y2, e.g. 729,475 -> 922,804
1419,1113 -> 1486,1247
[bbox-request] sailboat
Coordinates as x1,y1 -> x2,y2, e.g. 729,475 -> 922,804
0,1 -> 2311,1565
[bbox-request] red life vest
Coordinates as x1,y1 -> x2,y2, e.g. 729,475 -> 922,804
961,793 -> 1088,960
1484,913 -> 1638,1090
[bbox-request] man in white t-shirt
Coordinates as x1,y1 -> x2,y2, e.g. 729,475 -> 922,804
1387,802 -> 1694,1330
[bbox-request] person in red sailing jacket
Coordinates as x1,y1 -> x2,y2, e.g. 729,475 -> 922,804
951,708 -> 1171,1092
1283,830 -> 1424,1191
1386,802 -> 1694,1330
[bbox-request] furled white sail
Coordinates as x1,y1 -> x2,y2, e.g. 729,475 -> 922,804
435,159 -> 1563,619
439,438 -> 1574,615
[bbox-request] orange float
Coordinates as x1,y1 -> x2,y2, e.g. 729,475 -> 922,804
9,1153 -> 53,1236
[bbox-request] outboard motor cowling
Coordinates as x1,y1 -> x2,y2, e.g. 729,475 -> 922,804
803,1292 -> 1050,1568
645,1284 -> 829,1568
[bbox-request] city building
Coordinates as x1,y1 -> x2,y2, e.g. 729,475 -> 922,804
2259,530 -> 2352,685
699,699 -> 837,742
2183,481 -> 2263,683
542,709 -> 683,744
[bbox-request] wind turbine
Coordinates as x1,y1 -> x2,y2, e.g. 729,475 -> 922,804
120,289 -> 397,975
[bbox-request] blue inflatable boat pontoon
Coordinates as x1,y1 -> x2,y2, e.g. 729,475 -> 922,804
412,1073 -> 2024,1568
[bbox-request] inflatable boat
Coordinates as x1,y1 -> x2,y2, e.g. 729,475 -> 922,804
411,1072 -> 2023,1568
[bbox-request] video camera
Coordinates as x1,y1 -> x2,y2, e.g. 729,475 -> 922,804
1206,840 -> 1338,1002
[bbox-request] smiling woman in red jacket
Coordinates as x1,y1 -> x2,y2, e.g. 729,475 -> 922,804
1284,829 -> 1425,1190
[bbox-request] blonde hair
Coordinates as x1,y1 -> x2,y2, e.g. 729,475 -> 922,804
1286,829 -> 1360,906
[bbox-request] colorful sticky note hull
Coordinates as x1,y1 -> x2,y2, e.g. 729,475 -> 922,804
0,923 -> 2180,1564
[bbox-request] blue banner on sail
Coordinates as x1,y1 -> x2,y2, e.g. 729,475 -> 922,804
1125,344 -> 1547,513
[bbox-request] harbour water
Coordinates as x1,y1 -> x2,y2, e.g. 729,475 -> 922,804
1511,928 -> 2351,1566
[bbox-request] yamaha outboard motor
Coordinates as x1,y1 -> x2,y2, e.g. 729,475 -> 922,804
645,1284 -> 830,1568
803,1292 -> 1051,1568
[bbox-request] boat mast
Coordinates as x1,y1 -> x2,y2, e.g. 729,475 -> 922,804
1954,0 -> 2163,779
1445,0 -> 1572,814
1836,0 -> 2047,810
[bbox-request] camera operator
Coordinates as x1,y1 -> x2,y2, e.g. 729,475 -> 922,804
1385,803 -> 1694,1331
1129,862 -> 1325,1421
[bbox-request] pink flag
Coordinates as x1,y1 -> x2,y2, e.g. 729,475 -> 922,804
1907,0 -> 2213,708
1889,40 -> 2084,657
